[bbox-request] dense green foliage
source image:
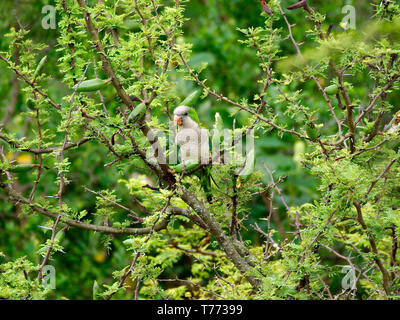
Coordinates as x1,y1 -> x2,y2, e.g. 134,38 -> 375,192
1,0 -> 400,300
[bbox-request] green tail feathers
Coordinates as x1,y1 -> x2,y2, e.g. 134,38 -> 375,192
196,166 -> 213,202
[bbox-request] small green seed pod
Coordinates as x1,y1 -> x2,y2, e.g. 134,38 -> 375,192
179,90 -> 201,107
55,229 -> 65,243
26,97 -> 36,110
128,103 -> 146,123
73,79 -> 109,93
33,55 -> 47,80
324,84 -> 339,96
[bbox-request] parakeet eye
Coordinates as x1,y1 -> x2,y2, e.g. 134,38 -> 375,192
184,112 -> 188,116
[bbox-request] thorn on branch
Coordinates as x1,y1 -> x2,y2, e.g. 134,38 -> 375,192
287,0 -> 308,10
336,93 -> 346,110
118,95 -> 141,104
111,133 -> 117,145
259,0 -> 273,15
326,24 -> 334,37
79,108 -> 96,120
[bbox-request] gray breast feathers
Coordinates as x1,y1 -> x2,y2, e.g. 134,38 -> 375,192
176,127 -> 209,163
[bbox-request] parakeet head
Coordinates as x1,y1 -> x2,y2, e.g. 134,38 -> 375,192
173,106 -> 192,127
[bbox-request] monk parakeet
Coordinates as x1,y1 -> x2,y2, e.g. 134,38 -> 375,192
173,105 -> 213,201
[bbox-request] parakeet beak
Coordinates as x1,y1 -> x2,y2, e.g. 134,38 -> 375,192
174,115 -> 183,126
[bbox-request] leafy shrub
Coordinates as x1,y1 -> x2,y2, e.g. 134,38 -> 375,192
0,0 -> 399,300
